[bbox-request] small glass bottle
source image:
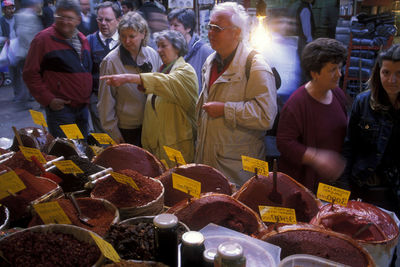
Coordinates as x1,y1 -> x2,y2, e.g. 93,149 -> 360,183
214,242 -> 246,267
181,231 -> 205,267
153,214 -> 179,267
203,248 -> 217,267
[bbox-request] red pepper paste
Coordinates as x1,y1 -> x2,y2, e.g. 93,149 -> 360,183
29,197 -> 116,236
91,169 -> 163,208
2,151 -> 56,176
0,169 -> 58,222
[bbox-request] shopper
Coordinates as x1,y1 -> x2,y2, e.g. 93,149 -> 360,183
341,44 -> 400,215
98,11 -> 161,145
23,0 -> 92,138
194,2 -> 277,187
77,0 -> 98,35
101,30 -> 198,165
276,38 -> 347,193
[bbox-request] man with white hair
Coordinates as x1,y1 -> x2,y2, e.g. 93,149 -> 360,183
195,2 -> 277,186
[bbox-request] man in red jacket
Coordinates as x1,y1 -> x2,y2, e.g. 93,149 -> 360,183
23,0 -> 92,138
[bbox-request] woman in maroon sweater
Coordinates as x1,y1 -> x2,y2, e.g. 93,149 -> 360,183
276,38 -> 348,193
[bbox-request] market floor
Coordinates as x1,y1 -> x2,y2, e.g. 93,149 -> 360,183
0,84 -> 43,148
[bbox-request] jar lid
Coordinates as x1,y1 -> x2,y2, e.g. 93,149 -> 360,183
182,231 -> 205,246
203,248 -> 217,263
217,242 -> 243,259
153,214 -> 178,228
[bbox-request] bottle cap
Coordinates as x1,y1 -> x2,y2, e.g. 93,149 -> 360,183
153,214 -> 178,229
182,231 -> 205,246
203,248 -> 217,263
217,242 -> 244,260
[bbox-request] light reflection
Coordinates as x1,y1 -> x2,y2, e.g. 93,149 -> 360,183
250,16 -> 271,52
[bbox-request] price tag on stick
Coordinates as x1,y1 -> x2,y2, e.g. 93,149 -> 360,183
34,201 -> 72,224
60,124 -> 84,139
0,171 -> 26,200
19,146 -> 47,164
317,183 -> 350,207
111,172 -> 140,190
172,173 -> 201,198
90,232 -> 121,262
241,155 -> 269,176
163,146 -> 186,165
29,109 -> 48,128
258,206 -> 297,224
90,133 -> 116,145
53,160 -> 84,174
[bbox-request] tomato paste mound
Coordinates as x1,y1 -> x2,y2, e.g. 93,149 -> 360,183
2,151 -> 55,176
91,169 -> 163,208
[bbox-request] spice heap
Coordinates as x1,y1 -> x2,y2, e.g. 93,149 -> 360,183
91,169 -> 163,208
2,151 -> 55,176
0,230 -> 101,267
104,218 -> 187,261
29,197 -> 116,236
0,169 -> 58,222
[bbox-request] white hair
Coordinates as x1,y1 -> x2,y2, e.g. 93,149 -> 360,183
211,2 -> 249,41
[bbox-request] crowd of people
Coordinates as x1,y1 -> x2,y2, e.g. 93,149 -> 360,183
0,0 -> 398,216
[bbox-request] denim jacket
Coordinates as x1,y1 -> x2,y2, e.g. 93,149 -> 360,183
341,90 -> 395,187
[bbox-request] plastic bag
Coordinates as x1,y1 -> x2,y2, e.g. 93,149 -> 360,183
0,38 -> 18,68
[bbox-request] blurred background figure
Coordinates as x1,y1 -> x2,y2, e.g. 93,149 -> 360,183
138,0 -> 168,48
98,11 -> 161,145
87,1 -> 122,133
168,8 -> 213,94
277,38 -> 347,193
41,0 -> 55,28
121,1 -> 134,14
78,0 -> 97,35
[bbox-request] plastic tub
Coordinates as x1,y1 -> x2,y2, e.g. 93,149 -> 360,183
279,254 -> 349,267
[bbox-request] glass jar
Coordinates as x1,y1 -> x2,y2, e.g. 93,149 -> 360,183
203,248 -> 217,267
181,231 -> 205,267
214,242 -> 246,267
153,214 -> 179,267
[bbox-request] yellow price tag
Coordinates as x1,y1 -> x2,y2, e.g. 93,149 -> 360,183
0,171 -> 26,200
90,232 -> 121,262
90,133 -> 116,145
241,155 -> 269,176
317,183 -> 350,206
172,173 -> 201,198
259,206 -> 297,224
60,124 -> 84,139
34,201 -> 72,224
29,109 -> 48,127
111,172 -> 139,190
53,160 -> 84,174
160,159 -> 169,169
19,146 -> 46,164
163,146 -> 186,165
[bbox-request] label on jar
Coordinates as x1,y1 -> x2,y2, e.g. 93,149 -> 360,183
241,156 -> 269,176
53,160 -> 84,174
111,171 -> 140,190
258,206 -> 297,224
172,173 -> 201,198
19,146 -> 47,164
60,124 -> 84,139
29,109 -> 48,127
163,146 -> 186,165
34,201 -> 72,224
0,170 -> 26,200
90,232 -> 121,262
317,183 -> 350,206
90,133 -> 116,145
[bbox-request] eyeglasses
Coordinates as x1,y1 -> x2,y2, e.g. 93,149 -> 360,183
54,14 -> 78,22
206,23 -> 235,32
96,17 -> 115,23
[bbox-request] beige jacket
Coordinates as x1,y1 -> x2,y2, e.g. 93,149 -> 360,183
98,45 -> 162,142
195,41 -> 277,186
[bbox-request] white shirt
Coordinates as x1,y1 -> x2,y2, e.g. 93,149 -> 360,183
99,31 -> 119,50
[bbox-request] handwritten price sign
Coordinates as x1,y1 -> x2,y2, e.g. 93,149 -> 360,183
90,133 -> 116,145
29,109 -> 47,127
19,146 -> 47,164
111,172 -> 139,190
317,183 -> 350,206
172,173 -> 201,198
90,232 -> 121,262
259,206 -> 297,224
163,146 -> 186,165
241,155 -> 269,176
34,201 -> 72,224
0,171 -> 26,200
60,124 -> 84,139
53,160 -> 84,174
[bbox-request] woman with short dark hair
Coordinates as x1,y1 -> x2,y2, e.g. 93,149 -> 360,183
101,30 -> 198,165
276,38 -> 348,193
341,44 -> 400,215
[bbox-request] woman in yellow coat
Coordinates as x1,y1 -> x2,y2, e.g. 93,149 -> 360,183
101,30 -> 198,165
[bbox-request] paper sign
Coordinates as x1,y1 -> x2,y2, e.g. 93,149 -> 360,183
241,155 -> 269,176
172,173 -> 201,198
90,232 -> 121,262
90,133 -> 116,145
163,146 -> 186,165
317,183 -> 350,206
160,159 -> 169,169
0,171 -> 26,200
19,146 -> 46,164
53,160 -> 84,174
259,206 -> 297,224
60,124 -> 84,139
111,172 -> 139,190
29,109 -> 48,127
34,201 -> 72,224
